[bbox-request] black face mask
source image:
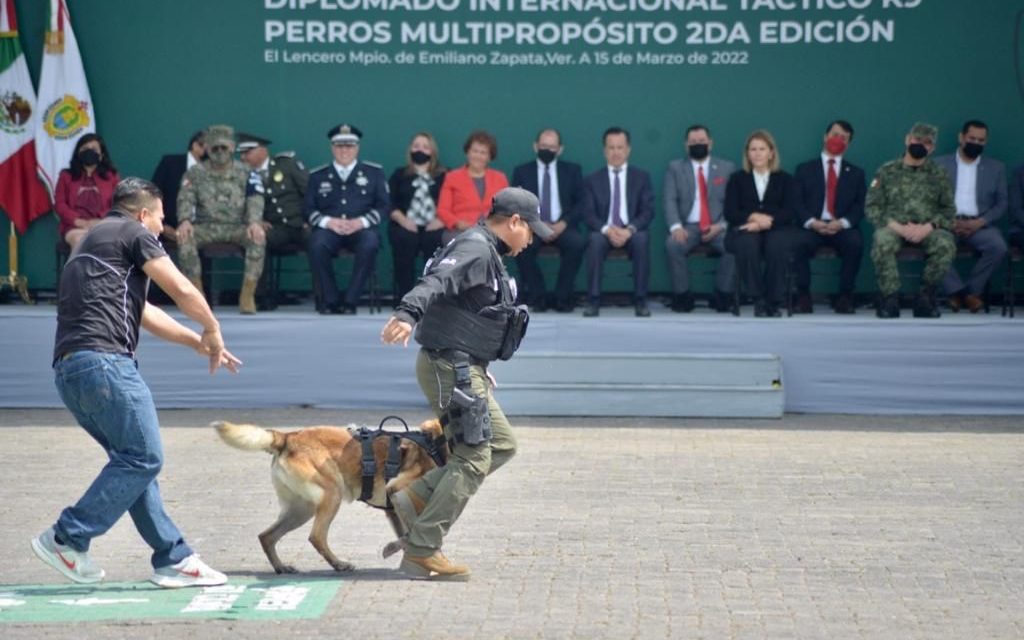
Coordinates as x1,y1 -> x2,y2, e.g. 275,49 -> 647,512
687,144 -> 709,161
962,142 -> 984,160
410,150 -> 432,165
78,149 -> 100,166
907,143 -> 929,160
536,148 -> 557,165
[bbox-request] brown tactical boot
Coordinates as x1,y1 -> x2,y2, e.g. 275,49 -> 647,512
391,488 -> 426,532
239,278 -> 258,315
400,551 -> 471,581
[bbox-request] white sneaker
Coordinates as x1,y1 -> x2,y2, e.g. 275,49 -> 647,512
31,527 -> 105,584
150,554 -> 227,588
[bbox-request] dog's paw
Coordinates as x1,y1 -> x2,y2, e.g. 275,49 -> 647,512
331,560 -> 355,572
382,538 -> 407,559
274,565 -> 299,574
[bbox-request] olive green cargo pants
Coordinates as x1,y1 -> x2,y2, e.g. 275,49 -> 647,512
404,349 -> 517,557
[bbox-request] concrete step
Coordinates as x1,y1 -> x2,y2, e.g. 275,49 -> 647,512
490,352 -> 784,418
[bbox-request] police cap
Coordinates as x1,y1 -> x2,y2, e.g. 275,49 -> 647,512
237,132 -> 271,152
327,124 -> 362,146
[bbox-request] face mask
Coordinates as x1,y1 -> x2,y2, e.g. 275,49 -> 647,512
824,136 -> 847,156
209,148 -> 232,166
78,149 -> 100,166
962,142 -> 984,160
907,143 -> 929,160
410,150 -> 432,165
687,143 -> 709,161
536,148 -> 557,164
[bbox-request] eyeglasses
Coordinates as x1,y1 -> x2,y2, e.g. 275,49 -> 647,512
211,145 -> 231,153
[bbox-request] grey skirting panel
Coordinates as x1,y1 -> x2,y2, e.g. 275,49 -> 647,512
489,352 -> 783,417
2,306 -> 1023,415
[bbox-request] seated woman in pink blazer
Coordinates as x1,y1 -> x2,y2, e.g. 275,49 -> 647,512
436,130 -> 508,243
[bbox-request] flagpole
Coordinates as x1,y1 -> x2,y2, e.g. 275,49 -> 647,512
0,221 -> 33,304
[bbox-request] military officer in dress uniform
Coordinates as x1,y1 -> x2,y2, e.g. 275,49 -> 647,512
238,132 -> 310,310
304,124 -> 390,314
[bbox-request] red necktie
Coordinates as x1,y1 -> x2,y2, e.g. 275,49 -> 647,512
698,166 -> 711,233
826,159 -> 837,217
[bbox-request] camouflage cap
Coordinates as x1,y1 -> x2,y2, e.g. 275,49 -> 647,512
206,124 -> 235,147
908,122 -> 938,142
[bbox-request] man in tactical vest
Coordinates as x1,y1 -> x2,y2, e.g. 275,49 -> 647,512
381,187 -> 552,581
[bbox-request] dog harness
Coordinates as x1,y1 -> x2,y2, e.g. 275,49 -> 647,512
356,416 -> 447,509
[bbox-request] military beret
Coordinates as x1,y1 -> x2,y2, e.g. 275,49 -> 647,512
327,123 -> 362,145
237,132 -> 271,152
909,122 -> 938,142
206,124 -> 235,147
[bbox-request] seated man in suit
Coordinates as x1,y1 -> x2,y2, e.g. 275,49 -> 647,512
791,120 -> 866,314
150,130 -> 206,250
935,120 -> 1008,313
663,124 -> 735,313
580,127 -> 654,317
511,128 -> 586,312
1010,164 -> 1024,250
304,123 -> 389,315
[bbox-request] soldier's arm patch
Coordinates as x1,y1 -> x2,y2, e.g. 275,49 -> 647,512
246,171 -> 265,196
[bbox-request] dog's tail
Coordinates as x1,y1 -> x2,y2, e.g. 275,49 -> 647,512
212,421 -> 286,454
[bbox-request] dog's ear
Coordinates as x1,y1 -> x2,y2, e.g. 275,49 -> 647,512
420,418 -> 443,438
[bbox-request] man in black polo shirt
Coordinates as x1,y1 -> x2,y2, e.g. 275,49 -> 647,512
32,177 -> 242,588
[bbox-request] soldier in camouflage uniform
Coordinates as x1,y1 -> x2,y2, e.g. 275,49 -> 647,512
176,125 -> 266,314
237,133 -> 310,310
866,122 -> 956,319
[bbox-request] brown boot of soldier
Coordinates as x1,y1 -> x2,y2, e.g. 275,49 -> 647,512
239,278 -> 258,315
400,551 -> 471,581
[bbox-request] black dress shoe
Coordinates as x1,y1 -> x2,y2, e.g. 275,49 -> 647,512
711,290 -> 733,313
635,303 -> 651,317
256,298 -> 278,312
754,301 -> 781,318
670,293 -> 695,313
582,304 -> 600,317
554,300 -> 575,313
319,304 -> 342,315
339,304 -> 358,315
794,293 -> 813,314
833,294 -> 855,315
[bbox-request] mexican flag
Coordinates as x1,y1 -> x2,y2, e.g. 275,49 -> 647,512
34,0 -> 94,199
0,0 -> 51,233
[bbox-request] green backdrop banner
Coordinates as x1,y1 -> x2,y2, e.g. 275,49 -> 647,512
3,0 -> 1022,293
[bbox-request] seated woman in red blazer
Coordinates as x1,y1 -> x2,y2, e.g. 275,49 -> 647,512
436,130 -> 508,243
55,133 -> 120,249
724,129 -> 799,317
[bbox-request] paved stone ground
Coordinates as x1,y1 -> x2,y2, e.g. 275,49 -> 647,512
1,409 -> 1022,639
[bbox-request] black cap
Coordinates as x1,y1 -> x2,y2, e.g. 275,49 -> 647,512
489,187 -> 553,241
327,124 -> 362,145
236,132 -> 271,152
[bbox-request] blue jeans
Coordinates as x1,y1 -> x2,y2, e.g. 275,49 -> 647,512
53,351 -> 192,569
